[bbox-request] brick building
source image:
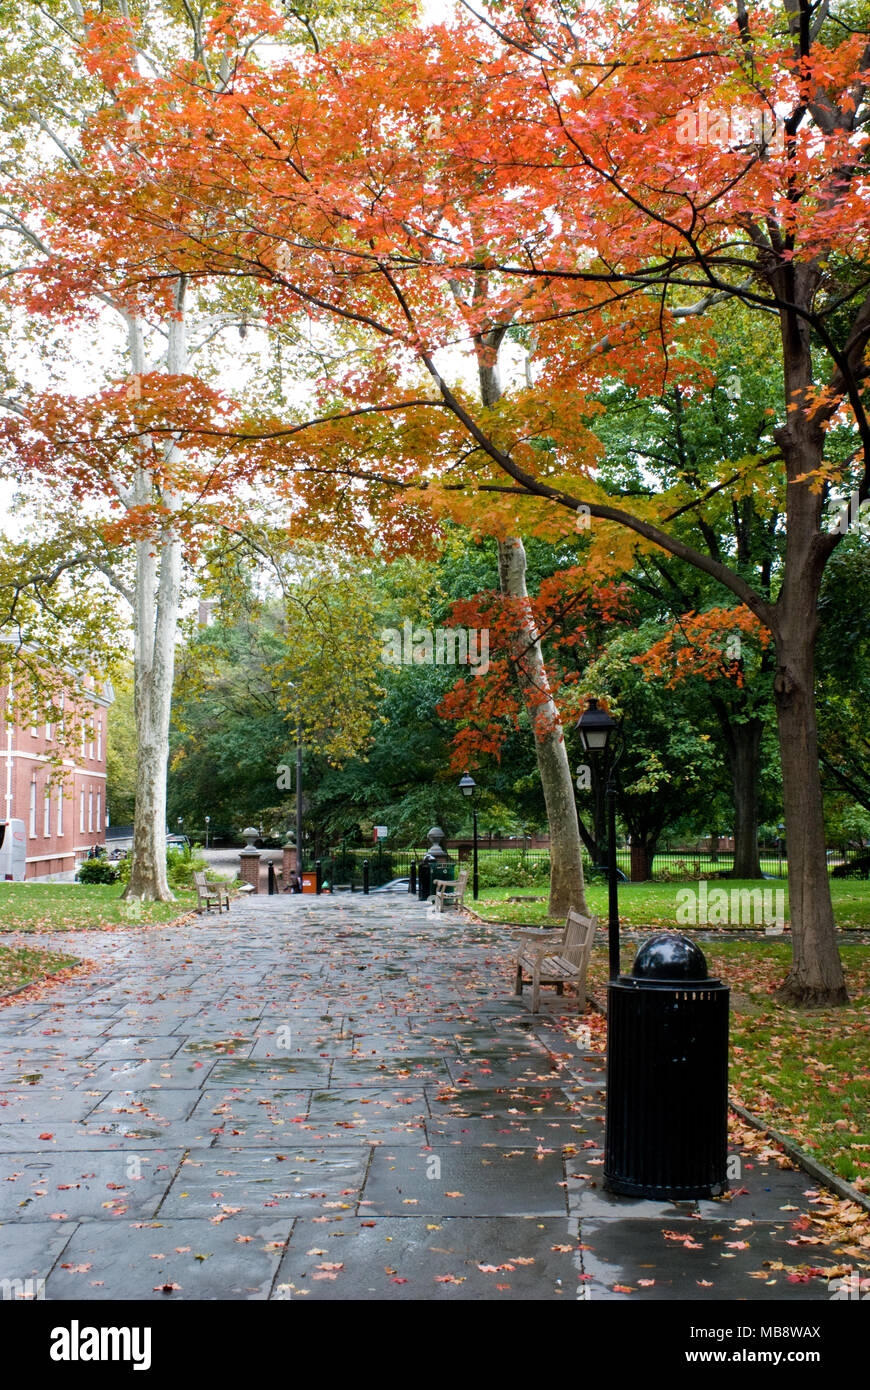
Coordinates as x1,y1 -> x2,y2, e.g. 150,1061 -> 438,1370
2,675 -> 114,881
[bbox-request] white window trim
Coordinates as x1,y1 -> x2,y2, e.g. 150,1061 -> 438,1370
29,779 -> 37,837
43,787 -> 50,838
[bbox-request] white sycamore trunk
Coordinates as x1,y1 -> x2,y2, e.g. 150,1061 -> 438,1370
478,349 -> 588,917
123,282 -> 186,902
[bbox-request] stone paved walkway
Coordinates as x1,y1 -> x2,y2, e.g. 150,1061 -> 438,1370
0,895 -> 858,1301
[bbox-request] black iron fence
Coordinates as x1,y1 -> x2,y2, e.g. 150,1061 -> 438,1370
307,842 -> 870,888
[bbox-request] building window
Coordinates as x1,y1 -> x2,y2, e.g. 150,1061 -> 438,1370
88,788 -> 93,833
96,790 -> 102,832
45,721 -> 52,740
44,788 -> 51,838
29,779 -> 37,837
96,715 -> 102,763
57,785 -> 64,838
80,789 -> 85,833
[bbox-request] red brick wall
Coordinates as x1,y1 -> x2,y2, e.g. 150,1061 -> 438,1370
1,684 -> 110,880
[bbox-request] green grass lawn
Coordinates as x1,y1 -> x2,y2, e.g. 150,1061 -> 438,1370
472,879 -> 870,930
0,944 -> 80,995
712,941 -> 870,1183
0,883 -> 197,933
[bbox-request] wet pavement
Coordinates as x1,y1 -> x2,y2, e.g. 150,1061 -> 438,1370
0,894 -> 861,1301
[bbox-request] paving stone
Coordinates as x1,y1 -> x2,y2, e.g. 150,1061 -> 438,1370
42,1217 -> 292,1301
87,1036 -> 187,1061
446,1056 -> 574,1087
579,1218 -> 838,1300
327,1057 -> 452,1086
0,1151 -> 181,1221
197,1062 -> 333,1095
87,1089 -> 203,1123
0,1122 -> 213,1152
82,1058 -> 218,1090
0,1035 -> 100,1059
272,1216 -> 581,1299
361,1145 -> 568,1217
187,1088 -> 311,1143
0,1219 -> 78,1286
158,1147 -> 368,1218
0,1087 -> 105,1124
300,1088 -> 429,1144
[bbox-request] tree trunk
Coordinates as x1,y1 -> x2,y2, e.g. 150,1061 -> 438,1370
771,340 -> 847,1003
761,271 -> 844,1006
773,624 -> 847,1004
476,339 -> 588,917
498,536 -> 589,917
721,715 -> 764,878
125,532 -> 181,901
123,285 -> 186,902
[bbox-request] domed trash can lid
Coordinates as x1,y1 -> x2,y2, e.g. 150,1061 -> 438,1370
632,932 -> 709,981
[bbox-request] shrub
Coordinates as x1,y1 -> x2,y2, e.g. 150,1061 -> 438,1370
113,845 -> 208,889
166,845 -> 208,889
76,858 -> 119,884
477,856 -> 550,889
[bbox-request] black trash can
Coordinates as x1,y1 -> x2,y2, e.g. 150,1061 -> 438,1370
604,933 -> 729,1200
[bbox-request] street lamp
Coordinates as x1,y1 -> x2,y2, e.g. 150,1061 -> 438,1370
458,772 -> 480,900
205,815 -> 210,851
577,698 -> 621,979
287,681 -> 304,874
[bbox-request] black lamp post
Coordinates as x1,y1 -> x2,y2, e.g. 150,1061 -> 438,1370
577,698 -> 621,980
204,815 -> 210,850
458,772 -> 480,900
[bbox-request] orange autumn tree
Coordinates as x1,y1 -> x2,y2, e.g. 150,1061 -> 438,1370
437,570 -> 630,906
20,0 -> 870,1002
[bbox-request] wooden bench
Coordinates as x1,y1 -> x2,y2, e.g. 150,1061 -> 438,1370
514,908 -> 598,1013
432,868 -> 469,912
193,870 -> 231,914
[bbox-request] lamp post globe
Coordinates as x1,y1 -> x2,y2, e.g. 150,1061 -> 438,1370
577,697 -> 616,754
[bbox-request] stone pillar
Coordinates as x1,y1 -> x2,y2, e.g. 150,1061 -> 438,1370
630,844 -> 649,882
240,850 -> 261,892
282,841 -> 298,882
240,826 -> 261,894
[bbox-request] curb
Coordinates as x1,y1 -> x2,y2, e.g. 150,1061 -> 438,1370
0,956 -> 83,1003
728,1099 -> 870,1214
